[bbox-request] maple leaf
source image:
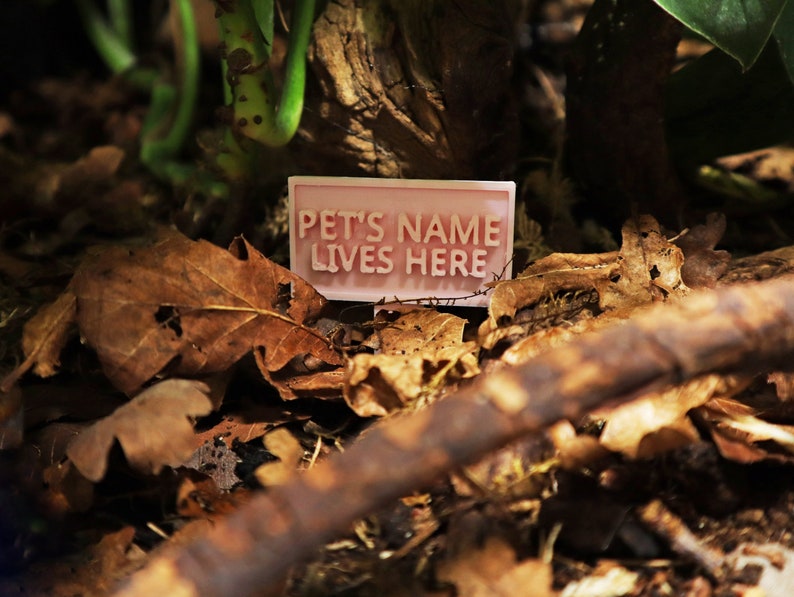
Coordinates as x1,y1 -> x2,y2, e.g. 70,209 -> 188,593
66,379 -> 213,481
70,231 -> 342,394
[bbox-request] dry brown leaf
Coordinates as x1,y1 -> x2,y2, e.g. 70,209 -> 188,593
479,252 -> 617,348
722,245 -> 794,283
70,231 -> 342,395
66,379 -> 213,482
58,145 -> 124,190
547,420 -> 609,471
436,536 -> 556,597
595,375 -> 723,459
254,428 -> 304,486
42,459 -> 95,514
451,436 -> 556,500
1,290 -> 77,392
373,308 -> 477,355
176,469 -> 243,518
344,310 -> 479,417
560,563 -> 639,597
674,212 -> 730,288
500,313 -> 622,367
481,215 -> 690,349
257,363 -> 346,400
597,214 -> 689,309
22,290 -> 77,378
769,371 -> 794,401
698,397 -> 794,464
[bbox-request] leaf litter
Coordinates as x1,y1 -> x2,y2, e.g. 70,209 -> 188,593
6,213 -> 794,596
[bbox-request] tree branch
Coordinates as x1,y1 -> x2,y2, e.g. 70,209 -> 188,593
114,274 -> 794,596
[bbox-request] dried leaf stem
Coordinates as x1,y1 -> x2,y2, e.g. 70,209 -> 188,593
115,275 -> 794,597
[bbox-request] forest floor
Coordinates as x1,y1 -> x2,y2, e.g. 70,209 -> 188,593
4,1 -> 794,596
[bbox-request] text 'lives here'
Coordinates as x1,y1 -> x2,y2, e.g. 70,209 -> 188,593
289,177 -> 515,306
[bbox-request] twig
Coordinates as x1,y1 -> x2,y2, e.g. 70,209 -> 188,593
636,500 -> 726,580
114,274 -> 794,596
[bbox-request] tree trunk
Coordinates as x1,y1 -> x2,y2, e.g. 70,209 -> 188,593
293,0 -> 520,180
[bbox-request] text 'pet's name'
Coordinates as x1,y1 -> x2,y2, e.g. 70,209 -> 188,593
289,177 -> 515,306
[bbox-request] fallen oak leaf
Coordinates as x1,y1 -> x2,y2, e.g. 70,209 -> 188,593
257,367 -> 345,401
66,379 -> 213,482
71,231 -> 342,395
697,397 -> 794,464
345,346 -> 477,417
255,428 -> 304,487
597,214 -> 689,309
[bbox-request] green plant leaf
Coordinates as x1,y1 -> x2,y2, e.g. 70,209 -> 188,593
653,0 -> 789,69
666,45 -> 794,167
774,0 -> 794,83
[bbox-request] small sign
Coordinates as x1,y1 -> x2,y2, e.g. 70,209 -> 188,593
289,176 -> 515,306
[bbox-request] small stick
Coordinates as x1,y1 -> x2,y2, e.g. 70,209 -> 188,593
637,500 -> 726,580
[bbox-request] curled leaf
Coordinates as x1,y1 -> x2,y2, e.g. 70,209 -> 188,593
345,310 -> 479,417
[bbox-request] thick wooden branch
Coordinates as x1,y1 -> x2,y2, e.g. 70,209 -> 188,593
115,275 -> 794,597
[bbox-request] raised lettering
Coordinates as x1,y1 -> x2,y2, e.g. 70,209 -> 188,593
299,209 -> 318,239
359,246 -> 375,273
430,248 -> 447,276
376,246 -> 394,273
366,212 -> 385,242
335,245 -> 357,272
398,213 -> 421,243
405,247 -> 427,275
450,214 -> 478,245
320,210 -> 337,241
470,249 -> 487,277
325,244 -> 341,273
449,249 -> 468,276
338,210 -> 364,240
484,215 -> 501,247
423,214 -> 448,244
310,242 -> 328,271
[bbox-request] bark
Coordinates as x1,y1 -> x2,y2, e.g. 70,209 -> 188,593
293,0 -> 520,180
565,0 -> 684,227
115,274 -> 794,597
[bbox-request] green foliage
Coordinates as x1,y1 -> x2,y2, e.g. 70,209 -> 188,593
76,0 -> 316,190
76,0 -> 200,184
774,1 -> 794,82
658,0 -> 794,174
216,0 -> 315,149
653,0 -> 789,71
667,45 -> 794,166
